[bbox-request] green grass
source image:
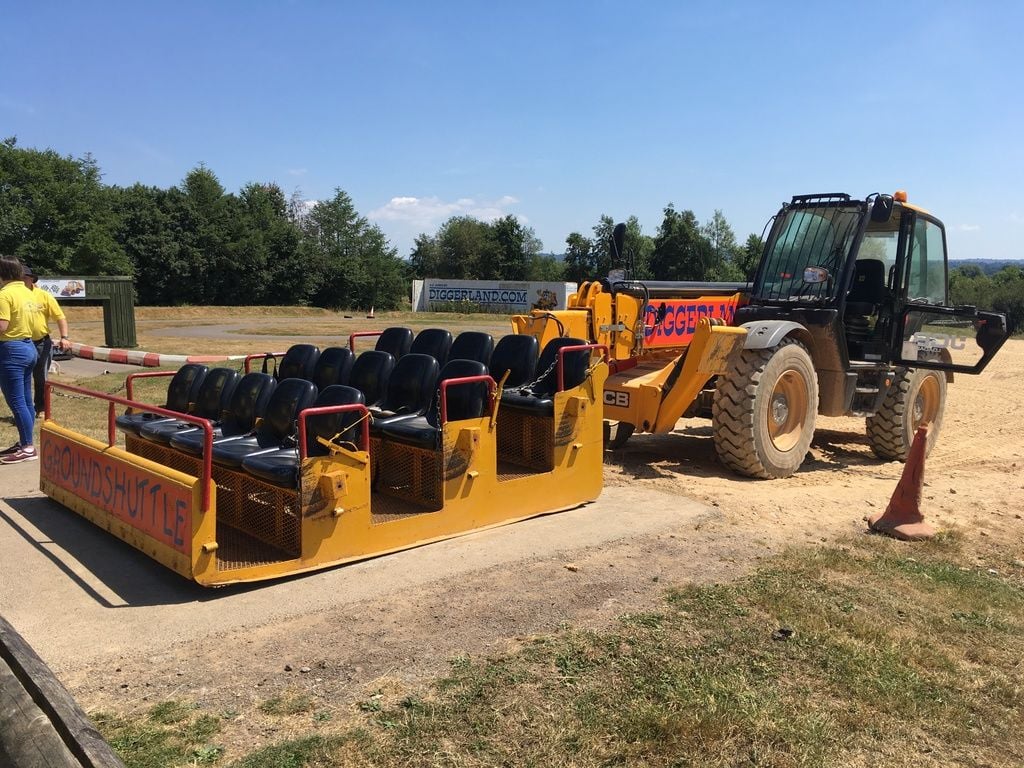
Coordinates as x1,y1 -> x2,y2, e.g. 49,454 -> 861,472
107,536 -> 1020,768
93,701 -> 223,767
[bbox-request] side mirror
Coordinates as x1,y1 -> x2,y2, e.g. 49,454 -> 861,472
870,194 -> 894,223
611,223 -> 626,263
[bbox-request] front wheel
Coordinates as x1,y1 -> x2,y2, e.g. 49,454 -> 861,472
866,367 -> 945,460
712,339 -> 819,479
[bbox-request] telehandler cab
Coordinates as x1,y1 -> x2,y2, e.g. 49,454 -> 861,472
512,191 -> 1009,478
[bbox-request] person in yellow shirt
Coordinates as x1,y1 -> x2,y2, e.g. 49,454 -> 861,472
0,256 -> 39,463
22,265 -> 71,417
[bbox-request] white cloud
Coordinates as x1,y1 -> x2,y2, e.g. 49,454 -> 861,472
287,168 -> 308,177
368,195 -> 522,228
956,224 -> 981,232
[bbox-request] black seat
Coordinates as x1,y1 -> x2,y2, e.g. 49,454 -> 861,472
375,327 -> 414,360
489,334 -> 539,388
501,337 -> 588,416
348,350 -> 395,407
846,259 -> 886,316
274,344 -> 320,380
116,364 -> 207,436
369,353 -> 440,433
381,360 -> 490,449
210,379 -> 318,468
410,328 -> 453,365
139,367 -> 241,444
170,372 -> 277,455
313,347 -> 355,390
242,385 -> 366,487
450,331 -> 494,366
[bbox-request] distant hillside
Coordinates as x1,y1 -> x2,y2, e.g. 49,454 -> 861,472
950,259 -> 1023,276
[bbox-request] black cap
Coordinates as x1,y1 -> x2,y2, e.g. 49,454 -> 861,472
22,265 -> 37,281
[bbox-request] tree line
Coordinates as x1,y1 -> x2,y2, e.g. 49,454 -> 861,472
9,137 -> 1017,328
1,139 -> 772,311
950,264 -> 1024,334
1,139 -> 405,308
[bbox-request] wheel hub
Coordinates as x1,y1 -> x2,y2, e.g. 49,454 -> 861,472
771,394 -> 790,426
766,370 -> 808,452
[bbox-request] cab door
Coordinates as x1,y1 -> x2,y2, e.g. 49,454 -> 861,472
890,212 -> 1009,373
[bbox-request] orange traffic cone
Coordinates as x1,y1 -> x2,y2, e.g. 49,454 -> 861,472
366,306 -> 375,319
867,424 -> 936,541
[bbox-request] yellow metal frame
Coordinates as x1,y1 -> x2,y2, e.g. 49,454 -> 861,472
38,362 -> 607,586
602,319 -> 747,433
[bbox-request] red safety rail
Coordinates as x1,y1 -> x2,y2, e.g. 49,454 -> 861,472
557,344 -> 608,392
244,352 -> 287,374
45,381 -> 216,512
296,404 -> 371,460
439,375 -> 497,425
125,369 -> 176,402
348,331 -> 383,352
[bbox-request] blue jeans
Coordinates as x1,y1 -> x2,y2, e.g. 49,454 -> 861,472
0,339 -> 37,446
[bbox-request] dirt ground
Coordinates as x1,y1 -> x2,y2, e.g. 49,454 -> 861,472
3,310 -> 1022,759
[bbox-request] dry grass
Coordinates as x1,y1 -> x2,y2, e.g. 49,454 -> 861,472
60,307 -> 514,357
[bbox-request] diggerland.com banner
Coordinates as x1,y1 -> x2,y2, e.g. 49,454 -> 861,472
412,279 -> 577,313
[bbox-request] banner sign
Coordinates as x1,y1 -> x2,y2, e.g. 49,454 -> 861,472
40,432 -> 193,554
38,279 -> 87,298
642,296 -> 742,347
412,279 -> 576,313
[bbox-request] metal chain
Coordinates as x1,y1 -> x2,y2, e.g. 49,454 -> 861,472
433,386 -> 443,451
516,356 -> 558,394
50,381 -> 127,400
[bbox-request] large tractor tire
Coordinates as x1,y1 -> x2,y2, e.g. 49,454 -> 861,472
866,367 -> 946,461
712,339 -> 819,479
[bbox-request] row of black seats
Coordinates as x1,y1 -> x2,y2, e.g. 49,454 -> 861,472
115,332 -> 593,487
116,366 -> 366,486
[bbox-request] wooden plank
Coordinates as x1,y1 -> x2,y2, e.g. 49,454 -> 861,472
0,616 -> 125,768
0,658 -> 81,767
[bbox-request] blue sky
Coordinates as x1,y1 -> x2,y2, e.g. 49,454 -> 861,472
3,2 -> 1022,260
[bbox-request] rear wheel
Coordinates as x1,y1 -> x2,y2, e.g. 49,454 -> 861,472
713,339 -> 818,479
866,367 -> 945,460
603,420 -> 634,450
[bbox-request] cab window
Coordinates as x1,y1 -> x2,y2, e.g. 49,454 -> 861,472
905,217 -> 947,304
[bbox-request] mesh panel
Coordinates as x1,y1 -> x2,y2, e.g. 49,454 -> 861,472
124,436 -> 300,571
126,436 -> 202,477
216,470 -> 300,571
496,409 -> 553,473
370,437 -> 443,514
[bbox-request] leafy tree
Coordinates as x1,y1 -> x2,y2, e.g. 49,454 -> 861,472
304,189 -> 405,310
0,137 -> 129,276
232,182 -> 307,304
736,233 -> 763,280
703,210 -> 739,266
437,217 -> 496,279
527,254 -> 565,281
562,232 -> 595,285
649,204 -> 713,280
110,184 -> 195,304
491,215 -> 540,281
408,232 -> 443,278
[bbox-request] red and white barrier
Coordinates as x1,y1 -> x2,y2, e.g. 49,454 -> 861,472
69,342 -> 248,368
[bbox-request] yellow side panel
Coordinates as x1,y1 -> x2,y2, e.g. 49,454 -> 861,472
38,423 -> 213,582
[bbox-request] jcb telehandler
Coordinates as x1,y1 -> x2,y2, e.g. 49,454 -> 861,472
512,191 -> 1009,478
